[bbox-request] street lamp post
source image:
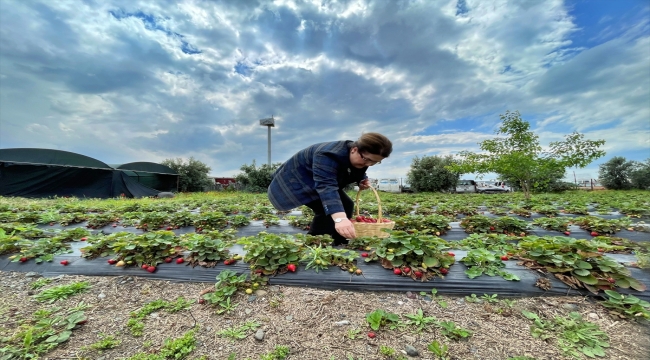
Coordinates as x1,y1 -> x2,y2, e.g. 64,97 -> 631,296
259,116 -> 275,166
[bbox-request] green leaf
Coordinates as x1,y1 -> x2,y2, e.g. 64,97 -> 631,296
423,256 -> 440,268
604,290 -> 622,300
573,269 -> 590,277
574,274 -> 599,285
576,261 -> 592,269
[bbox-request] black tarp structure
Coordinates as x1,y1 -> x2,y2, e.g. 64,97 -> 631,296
0,148 -> 161,198
110,162 -> 178,192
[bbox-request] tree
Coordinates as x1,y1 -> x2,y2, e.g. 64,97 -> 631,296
630,159 -> 650,190
448,110 -> 606,199
235,161 -> 281,193
599,157 -> 635,190
407,155 -> 460,192
160,157 -> 212,192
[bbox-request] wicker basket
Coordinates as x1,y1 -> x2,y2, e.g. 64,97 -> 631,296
352,186 -> 395,238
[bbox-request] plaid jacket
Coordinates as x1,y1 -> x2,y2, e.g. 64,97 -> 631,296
268,140 -> 367,214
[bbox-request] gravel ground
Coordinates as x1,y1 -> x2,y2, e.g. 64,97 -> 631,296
1,271 -> 649,360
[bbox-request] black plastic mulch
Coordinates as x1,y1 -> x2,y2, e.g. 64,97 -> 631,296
4,220 -> 650,301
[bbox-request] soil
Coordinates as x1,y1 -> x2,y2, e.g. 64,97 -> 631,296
1,271 -> 649,360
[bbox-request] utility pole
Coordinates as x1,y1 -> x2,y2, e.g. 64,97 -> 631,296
259,116 -> 275,166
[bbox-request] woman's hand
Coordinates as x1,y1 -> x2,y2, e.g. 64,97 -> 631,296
358,179 -> 371,190
332,212 -> 356,239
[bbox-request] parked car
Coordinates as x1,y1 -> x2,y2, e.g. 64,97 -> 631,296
376,178 -> 402,193
455,180 -> 479,193
477,181 -> 511,193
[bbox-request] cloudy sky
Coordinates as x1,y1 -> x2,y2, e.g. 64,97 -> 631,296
1,0 -> 648,183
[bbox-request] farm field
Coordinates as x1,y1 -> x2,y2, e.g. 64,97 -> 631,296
1,190 -> 649,360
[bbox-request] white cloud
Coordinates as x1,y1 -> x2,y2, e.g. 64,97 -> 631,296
1,0 -> 648,182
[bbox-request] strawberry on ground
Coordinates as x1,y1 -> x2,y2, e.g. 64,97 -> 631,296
287,264 -> 297,272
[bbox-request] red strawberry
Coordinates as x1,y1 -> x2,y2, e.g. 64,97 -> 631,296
80,237 -> 87,241
489,226 -> 495,231
176,258 -> 184,264
166,226 -> 173,230
361,252 -> 369,258
590,231 -> 599,237
356,216 -> 364,222
112,224 -> 117,227
598,248 -> 605,252
564,231 -> 571,236
107,259 -> 117,265
448,252 -> 455,257
198,298 -> 205,304
20,257 -> 28,262
501,255 -> 509,261
414,271 -> 423,278
440,268 -> 449,275
146,266 -> 156,273
287,264 -> 297,272
403,267 -> 411,274
50,222 -> 54,226
607,277 -> 615,283
164,257 -> 173,263
60,260 -> 69,266
393,268 -> 402,275
255,269 -> 263,274
367,332 -> 376,339
141,264 -> 148,270
223,259 -> 232,265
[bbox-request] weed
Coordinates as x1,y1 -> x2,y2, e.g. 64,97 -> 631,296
80,333 -> 121,353
346,328 -> 361,340
366,309 -> 401,331
427,340 -> 449,360
465,294 -> 481,303
34,281 -> 91,303
127,298 -> 193,336
259,345 -> 290,360
481,293 -> 499,303
403,308 -> 438,333
29,278 -> 52,289
522,310 -> 609,358
438,321 -> 473,340
379,345 -> 396,356
216,320 -> 261,341
125,328 -> 197,360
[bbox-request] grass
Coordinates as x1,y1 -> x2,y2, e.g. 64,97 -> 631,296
34,281 -> 90,303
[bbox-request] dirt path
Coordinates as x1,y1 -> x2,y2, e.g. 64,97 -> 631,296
1,271 -> 649,360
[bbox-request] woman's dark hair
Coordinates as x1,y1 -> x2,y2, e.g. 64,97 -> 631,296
352,132 -> 393,158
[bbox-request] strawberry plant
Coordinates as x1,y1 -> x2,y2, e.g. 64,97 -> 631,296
403,308 -> 438,333
137,211 -> 168,229
618,203 -> 649,218
12,238 -> 72,263
180,233 -> 233,267
522,311 -> 609,358
509,207 -> 532,218
437,321 -> 473,340
237,232 -> 303,274
58,212 -> 88,226
460,249 -> 520,281
600,290 -> 650,320
365,309 -> 401,331
572,216 -> 632,235
383,202 -> 413,216
455,233 -> 518,254
532,217 -> 570,232
0,228 -> 27,255
531,205 -> 559,217
286,215 -> 311,230
194,211 -> 229,230
79,232 -> 133,259
0,306 -> 87,359
86,212 -> 119,229
38,210 -> 61,225
460,215 -> 494,234
562,204 -> 589,215
229,214 -> 250,228
300,245 -> 357,272
518,236 -> 646,293
393,214 -> 451,235
34,281 -> 91,303
488,207 -> 509,216
201,270 -> 247,314
51,227 -> 91,242
346,235 -> 382,251
494,216 -> 530,236
250,205 -> 274,220
107,230 -> 180,267
294,233 -> 332,247
262,214 -> 280,226
169,211 -> 196,228
366,230 -> 455,281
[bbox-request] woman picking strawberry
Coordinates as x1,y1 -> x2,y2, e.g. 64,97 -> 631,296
268,132 -> 393,245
